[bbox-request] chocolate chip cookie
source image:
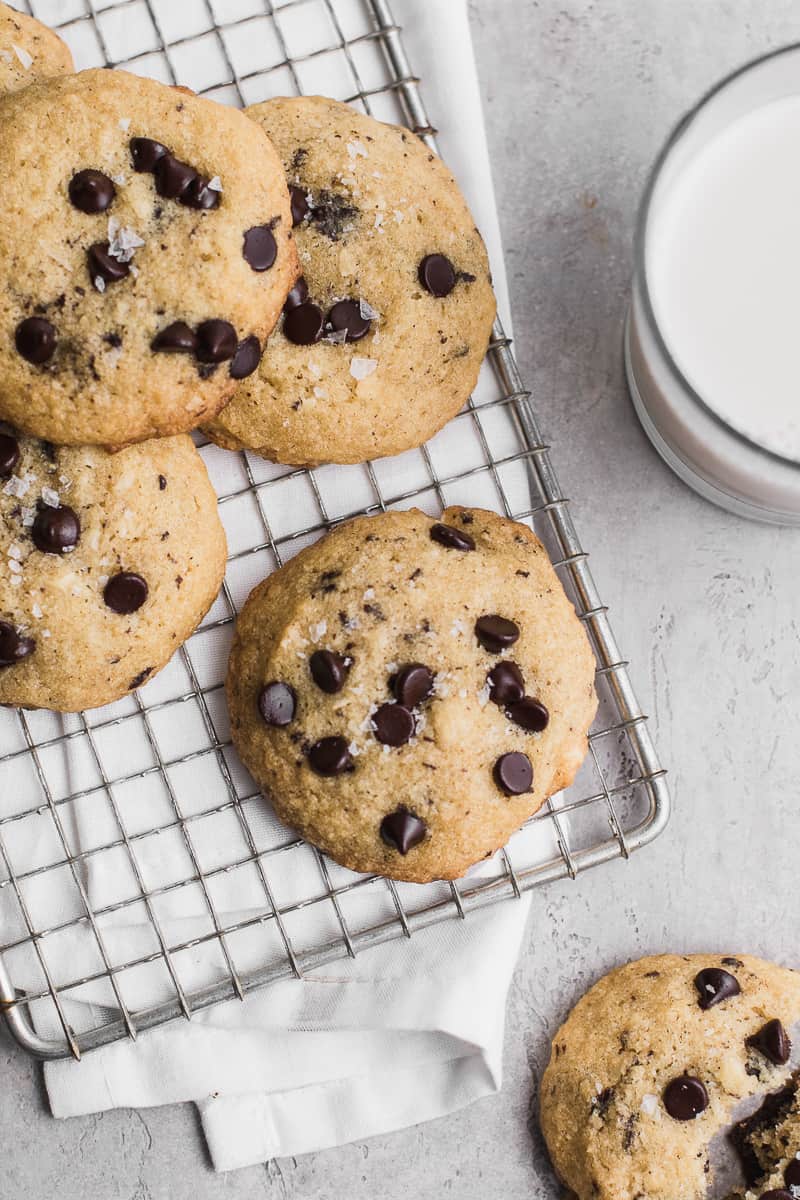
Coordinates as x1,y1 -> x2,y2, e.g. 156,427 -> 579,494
0,2 -> 72,95
540,954 -> 800,1200
204,95 -> 496,466
0,68 -> 297,446
226,506 -> 596,883
0,428 -> 226,710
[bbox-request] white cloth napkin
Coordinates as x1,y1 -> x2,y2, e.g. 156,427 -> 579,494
0,0 -> 543,1171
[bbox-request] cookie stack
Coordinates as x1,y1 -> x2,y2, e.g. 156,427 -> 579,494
0,5 -> 596,882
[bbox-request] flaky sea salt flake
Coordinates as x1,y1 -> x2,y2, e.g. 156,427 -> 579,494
641,1094 -> 659,1116
41,487 -> 59,508
349,357 -> 377,381
347,140 -> 368,160
208,176 -> 223,192
3,475 -> 30,498
12,44 -> 33,70
118,117 -> 131,131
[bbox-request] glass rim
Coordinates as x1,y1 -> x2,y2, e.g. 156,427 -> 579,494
634,39 -> 800,472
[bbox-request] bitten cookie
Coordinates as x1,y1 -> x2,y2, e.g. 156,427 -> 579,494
0,68 -> 297,446
0,427 -> 226,710
226,506 -> 596,883
729,1071 -> 800,1197
0,2 -> 72,95
540,954 -> 800,1200
204,95 -> 496,466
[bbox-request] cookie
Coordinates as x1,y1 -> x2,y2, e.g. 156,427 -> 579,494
0,3 -> 72,95
226,506 -> 596,883
204,95 -> 496,466
0,68 -> 297,447
729,1072 -> 800,1197
540,953 -> 800,1200
0,427 -> 226,710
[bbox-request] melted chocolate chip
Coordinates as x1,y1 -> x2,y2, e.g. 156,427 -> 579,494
785,1159 -> 800,1187
393,662 -> 434,707
104,572 -> 148,614
380,807 -> 427,854
284,302 -> 324,345
128,666 -> 153,690
310,190 -> 359,241
430,522 -> 475,551
88,242 -> 129,287
32,505 -> 80,554
181,175 -> 221,210
327,299 -> 371,342
507,697 -> 550,733
475,614 -> 520,653
694,967 -> 741,1010
230,335 -> 261,380
747,1019 -> 791,1066
258,681 -> 296,727
493,751 -> 533,795
309,649 -> 350,694
307,735 -> 353,776
130,137 -> 168,172
243,225 -> 278,271
0,621 -> 35,668
154,153 -> 197,199
758,1192 -> 791,1199
284,276 -> 309,310
15,317 -> 57,364
663,1075 -> 708,1121
418,253 -> 457,297
0,433 -> 20,478
69,169 -> 116,214
151,321 -> 198,354
372,703 -> 415,746
290,185 -> 309,226
196,319 -> 237,363
487,661 -> 524,705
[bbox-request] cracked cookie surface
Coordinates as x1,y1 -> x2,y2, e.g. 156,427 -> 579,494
0,68 -> 297,446
204,95 -> 496,467
0,428 -> 226,710
226,506 -> 596,882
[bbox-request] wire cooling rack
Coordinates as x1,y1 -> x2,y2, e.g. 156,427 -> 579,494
0,0 -> 669,1061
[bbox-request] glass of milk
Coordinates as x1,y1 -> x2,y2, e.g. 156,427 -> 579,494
626,44 -> 800,523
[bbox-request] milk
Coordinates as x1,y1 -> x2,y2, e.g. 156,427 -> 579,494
647,94 -> 800,462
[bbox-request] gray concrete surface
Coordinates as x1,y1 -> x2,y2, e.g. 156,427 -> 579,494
3,2 -> 800,1196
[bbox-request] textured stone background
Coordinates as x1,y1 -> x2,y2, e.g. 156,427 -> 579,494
3,2 -> 800,1196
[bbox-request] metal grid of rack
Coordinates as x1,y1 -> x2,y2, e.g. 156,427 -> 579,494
0,0 -> 669,1061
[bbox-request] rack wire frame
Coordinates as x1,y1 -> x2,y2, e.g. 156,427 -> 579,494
0,0 -> 670,1062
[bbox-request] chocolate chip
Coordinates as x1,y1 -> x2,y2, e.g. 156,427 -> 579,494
181,175 -> 221,210
284,276 -> 309,310
196,319 -> 237,363
721,957 -> 744,968
758,1192 -> 792,1199
430,522 -> 475,551
15,317 -> 56,364
507,697 -> 550,732
128,666 -> 153,690
327,299 -> 371,342
290,185 -> 309,226
419,253 -> 457,297
68,169 -> 116,214
493,751 -> 533,795
308,735 -> 353,776
487,661 -> 524,705
747,1019 -> 791,1066
309,190 -> 359,241
785,1159 -> 800,1187
258,681 -> 296,727
0,621 -> 35,668
130,137 -> 168,173
32,505 -> 80,554
0,433 -> 20,478
104,572 -> 148,614
154,153 -> 197,199
475,614 -> 520,653
372,703 -> 415,746
663,1075 -> 708,1121
243,225 -> 278,271
393,663 -> 434,707
694,967 -> 741,1010
380,807 -> 426,854
230,335 -> 261,380
284,303 -> 324,345
88,242 -> 129,287
309,649 -> 350,694
151,321 -> 198,354
158,474 -> 167,490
